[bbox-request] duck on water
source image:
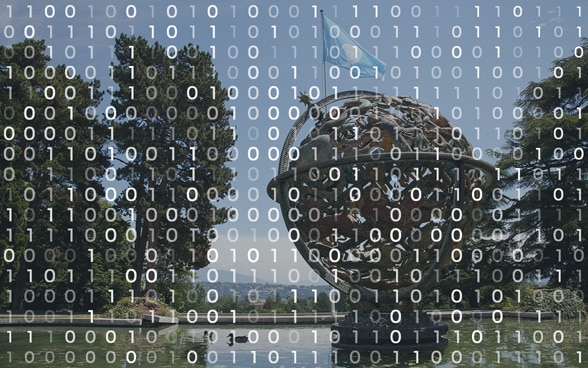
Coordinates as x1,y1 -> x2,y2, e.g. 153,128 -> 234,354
227,333 -> 248,346
203,330 -> 214,341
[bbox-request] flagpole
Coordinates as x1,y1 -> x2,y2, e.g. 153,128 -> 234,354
320,9 -> 327,100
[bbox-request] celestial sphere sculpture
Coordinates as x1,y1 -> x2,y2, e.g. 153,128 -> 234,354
267,91 -> 496,348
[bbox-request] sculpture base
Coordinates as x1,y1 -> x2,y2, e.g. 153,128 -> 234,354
331,310 -> 448,351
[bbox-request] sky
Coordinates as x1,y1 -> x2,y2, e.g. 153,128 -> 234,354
0,0 -> 585,285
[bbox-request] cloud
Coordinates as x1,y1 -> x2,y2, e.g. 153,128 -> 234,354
546,8 -> 563,23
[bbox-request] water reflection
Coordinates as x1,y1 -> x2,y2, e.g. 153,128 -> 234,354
0,318 -> 586,367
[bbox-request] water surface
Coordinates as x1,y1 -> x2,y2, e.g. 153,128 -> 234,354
1,318 -> 587,367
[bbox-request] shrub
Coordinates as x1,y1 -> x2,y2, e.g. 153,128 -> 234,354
107,297 -> 172,319
518,288 -> 586,319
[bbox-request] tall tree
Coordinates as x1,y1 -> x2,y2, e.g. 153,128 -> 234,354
494,38 -> 588,299
0,176 -> 27,308
0,39 -> 116,311
110,35 -> 236,297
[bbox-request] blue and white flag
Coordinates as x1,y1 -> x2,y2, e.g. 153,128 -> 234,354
322,14 -> 387,80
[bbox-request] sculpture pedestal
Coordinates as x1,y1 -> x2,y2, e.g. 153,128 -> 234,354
331,310 -> 448,351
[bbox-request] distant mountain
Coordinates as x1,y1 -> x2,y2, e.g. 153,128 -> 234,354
194,268 -> 332,300
196,267 -> 328,286
197,280 -> 333,300
196,268 -> 275,284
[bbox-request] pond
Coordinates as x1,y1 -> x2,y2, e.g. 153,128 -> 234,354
1,318 -> 587,367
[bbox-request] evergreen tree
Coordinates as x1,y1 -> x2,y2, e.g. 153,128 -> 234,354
110,35 -> 236,297
494,38 -> 588,300
316,291 -> 332,312
0,180 -> 27,308
0,39 -> 117,311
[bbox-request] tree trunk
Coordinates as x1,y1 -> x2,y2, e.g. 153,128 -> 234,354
10,256 -> 27,311
132,214 -> 148,298
145,219 -> 161,297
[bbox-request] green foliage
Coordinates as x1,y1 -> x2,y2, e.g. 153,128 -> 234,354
430,39 -> 588,312
109,34 -> 237,297
316,291 -> 333,312
152,273 -> 210,313
0,36 -> 236,313
0,182 -> 27,307
256,290 -> 341,313
490,284 -> 586,319
492,38 -> 588,300
514,287 -> 585,319
0,39 -> 132,312
424,279 -> 587,320
178,288 -> 339,314
108,297 -> 172,319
